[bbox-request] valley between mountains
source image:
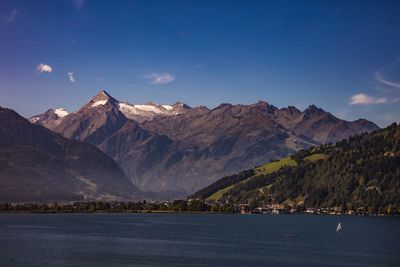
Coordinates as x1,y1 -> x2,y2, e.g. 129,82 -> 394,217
23,90 -> 379,200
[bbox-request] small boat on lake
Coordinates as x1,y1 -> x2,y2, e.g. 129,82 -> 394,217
336,222 -> 342,232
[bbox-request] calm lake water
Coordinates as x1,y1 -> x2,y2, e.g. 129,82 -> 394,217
0,213 -> 399,267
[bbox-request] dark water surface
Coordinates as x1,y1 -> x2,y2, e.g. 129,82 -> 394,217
0,213 -> 399,267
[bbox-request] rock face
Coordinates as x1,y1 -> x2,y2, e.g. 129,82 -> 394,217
30,90 -> 379,197
0,107 -> 142,202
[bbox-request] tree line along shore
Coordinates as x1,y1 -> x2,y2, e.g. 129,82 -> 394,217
0,200 -> 398,215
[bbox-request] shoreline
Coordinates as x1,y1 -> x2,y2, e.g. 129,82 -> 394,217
0,210 -> 397,216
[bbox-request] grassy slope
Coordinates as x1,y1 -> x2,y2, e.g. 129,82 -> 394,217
207,185 -> 235,201
304,153 -> 327,162
254,157 -> 297,175
206,157 -> 297,201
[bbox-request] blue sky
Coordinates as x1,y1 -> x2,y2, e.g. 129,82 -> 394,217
0,0 -> 399,126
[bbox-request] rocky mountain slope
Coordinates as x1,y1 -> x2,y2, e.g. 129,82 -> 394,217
30,90 -> 379,197
0,107 -> 142,202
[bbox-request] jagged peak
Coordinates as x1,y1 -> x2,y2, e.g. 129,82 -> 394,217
88,90 -> 118,108
248,101 -> 278,114
279,105 -> 301,116
287,105 -> 301,113
190,105 -> 209,112
304,104 -> 324,114
172,101 -> 191,110
99,89 -> 112,97
91,90 -> 115,102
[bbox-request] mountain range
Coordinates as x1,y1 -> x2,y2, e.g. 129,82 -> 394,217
28,90 -> 379,198
0,107 -> 141,202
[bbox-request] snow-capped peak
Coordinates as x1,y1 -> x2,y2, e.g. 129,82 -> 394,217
94,90 -> 112,101
28,108 -> 68,126
86,90 -> 190,122
86,90 -> 118,108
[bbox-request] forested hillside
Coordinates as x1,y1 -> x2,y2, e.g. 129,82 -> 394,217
192,123 -> 400,214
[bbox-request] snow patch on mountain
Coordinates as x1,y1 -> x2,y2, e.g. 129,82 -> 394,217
30,117 -> 40,123
118,102 -> 183,122
162,105 -> 173,111
54,108 -> 68,118
119,102 -> 173,114
118,103 -> 139,114
133,104 -> 165,114
92,100 -> 108,107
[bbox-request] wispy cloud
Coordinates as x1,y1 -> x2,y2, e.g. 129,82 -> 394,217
36,63 -> 53,74
68,72 -> 76,82
5,9 -> 18,23
349,93 -> 387,105
145,72 -> 175,85
94,76 -> 104,81
375,71 -> 400,89
69,39 -> 77,45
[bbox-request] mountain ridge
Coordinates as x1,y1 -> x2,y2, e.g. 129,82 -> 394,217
29,90 -> 379,197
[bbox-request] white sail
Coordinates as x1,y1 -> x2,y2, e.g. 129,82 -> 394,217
336,222 -> 342,232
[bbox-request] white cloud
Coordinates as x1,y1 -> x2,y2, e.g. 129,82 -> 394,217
375,71 -> 400,89
5,9 -> 18,23
36,63 -> 53,73
145,72 -> 175,85
68,72 -> 75,82
349,93 -> 387,105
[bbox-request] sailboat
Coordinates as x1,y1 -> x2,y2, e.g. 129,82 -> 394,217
336,222 -> 342,232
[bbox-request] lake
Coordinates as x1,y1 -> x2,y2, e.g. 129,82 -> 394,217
0,213 -> 399,267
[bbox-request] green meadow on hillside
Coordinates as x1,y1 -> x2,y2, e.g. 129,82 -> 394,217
206,157 -> 297,201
